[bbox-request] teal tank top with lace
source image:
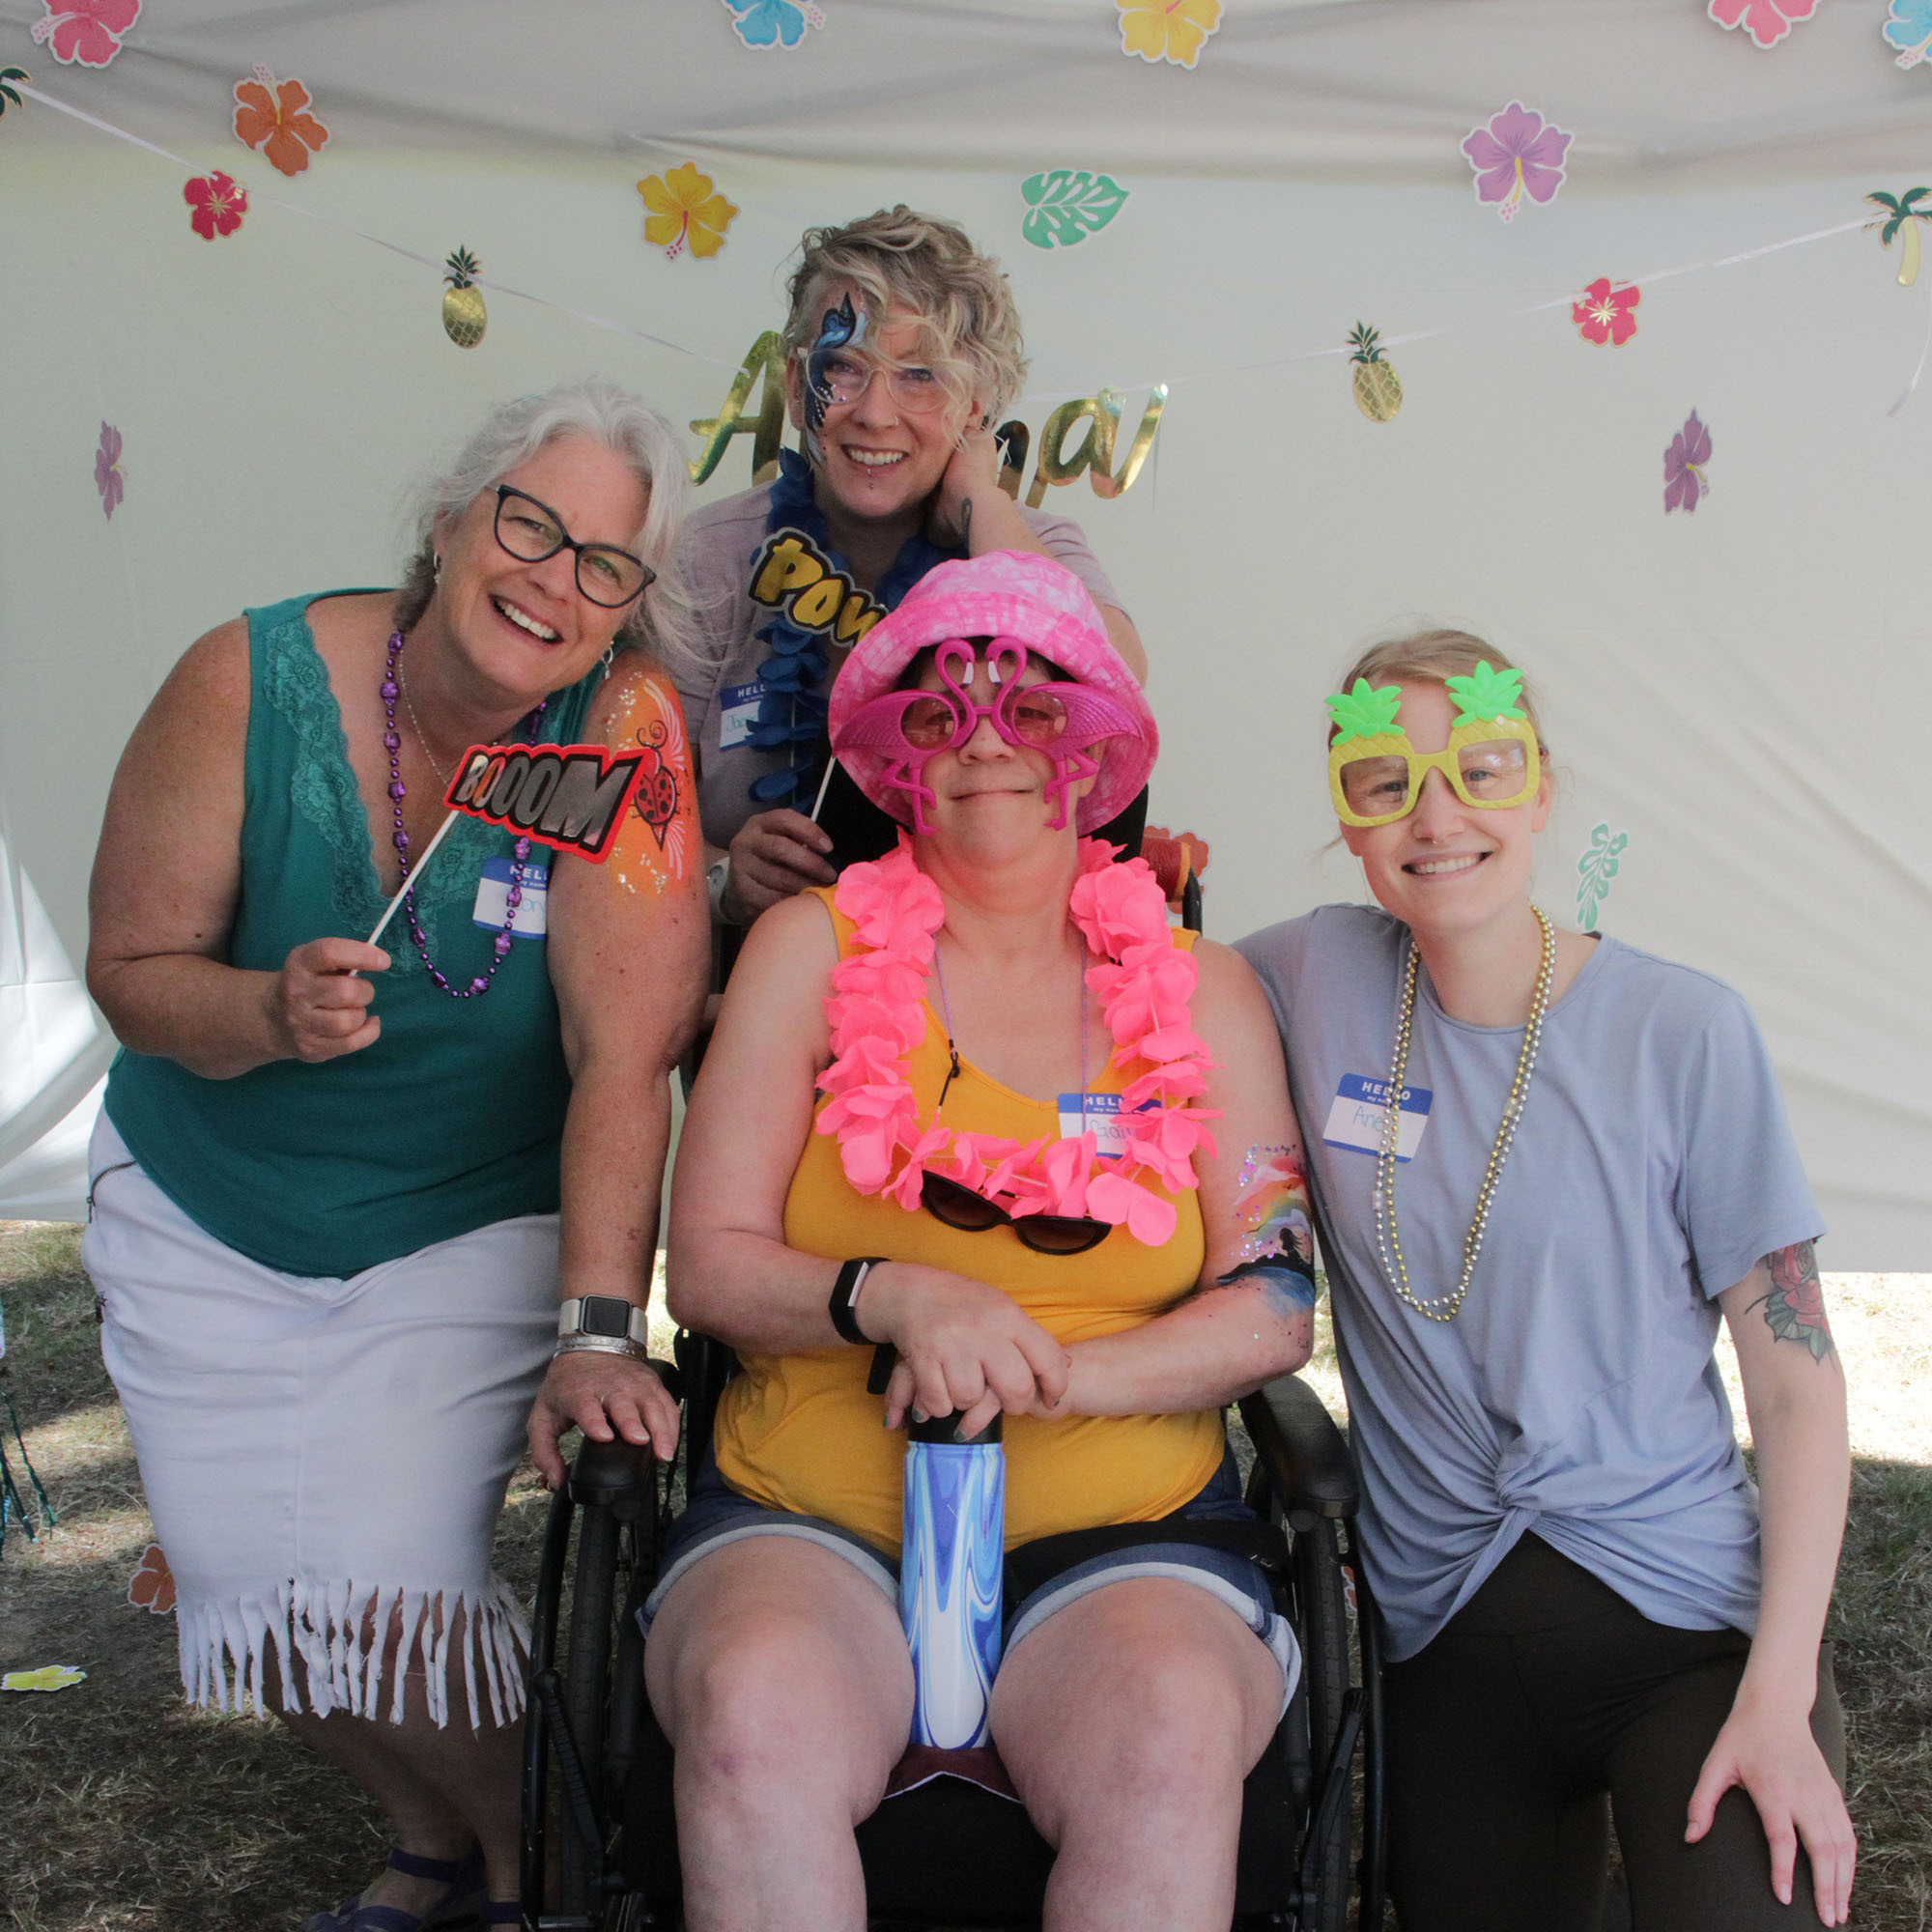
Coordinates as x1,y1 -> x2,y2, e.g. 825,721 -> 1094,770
103,591 -> 606,1277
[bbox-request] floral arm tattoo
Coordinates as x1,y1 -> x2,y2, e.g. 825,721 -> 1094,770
1213,1145 -> 1319,1317
1751,1239 -> 1834,1363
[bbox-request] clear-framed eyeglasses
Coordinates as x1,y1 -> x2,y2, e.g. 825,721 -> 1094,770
802,345 -> 962,418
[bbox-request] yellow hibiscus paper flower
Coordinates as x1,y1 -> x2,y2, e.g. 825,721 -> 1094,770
1118,0 -> 1223,68
3,1663 -> 87,1692
637,162 -> 739,260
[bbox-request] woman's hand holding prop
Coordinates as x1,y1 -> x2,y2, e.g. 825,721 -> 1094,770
267,936 -> 390,1061
724,808 -> 837,921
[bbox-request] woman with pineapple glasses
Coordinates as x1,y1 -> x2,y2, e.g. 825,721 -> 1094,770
81,379 -> 709,1932
673,205 -> 1149,933
1236,631 -> 1856,1931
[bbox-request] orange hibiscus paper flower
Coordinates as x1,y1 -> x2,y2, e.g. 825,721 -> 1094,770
637,162 -> 739,260
1117,0 -> 1223,68
233,64 -> 329,178
127,1543 -> 176,1614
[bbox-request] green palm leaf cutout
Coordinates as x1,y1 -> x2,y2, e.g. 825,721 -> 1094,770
1866,186 -> 1932,243
1442,661 -> 1526,725
1575,822 -> 1628,930
1020,171 -> 1129,250
1324,678 -> 1403,744
0,67 -> 29,114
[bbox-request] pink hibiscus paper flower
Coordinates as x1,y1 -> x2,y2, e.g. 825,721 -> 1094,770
184,170 -> 247,241
30,0 -> 140,68
1573,277 -> 1641,346
1663,410 -> 1712,514
95,421 -> 125,519
1707,0 -> 1817,49
1462,101 -> 1573,222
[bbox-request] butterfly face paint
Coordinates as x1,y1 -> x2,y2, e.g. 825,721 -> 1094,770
830,637 -> 1140,835
1325,664 -> 1542,829
801,294 -> 866,463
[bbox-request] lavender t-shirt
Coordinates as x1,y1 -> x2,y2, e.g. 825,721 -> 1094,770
1235,905 -> 1823,1662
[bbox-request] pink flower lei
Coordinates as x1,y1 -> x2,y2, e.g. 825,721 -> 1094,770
815,837 -> 1218,1248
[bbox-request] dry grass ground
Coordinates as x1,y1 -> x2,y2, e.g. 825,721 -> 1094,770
1,1225 -> 1926,1930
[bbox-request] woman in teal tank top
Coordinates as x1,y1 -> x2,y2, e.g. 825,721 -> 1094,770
80,380 -> 709,1932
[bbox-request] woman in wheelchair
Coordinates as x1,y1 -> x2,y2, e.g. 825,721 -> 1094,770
649,549 -> 1321,1932
1237,632 -> 1856,1931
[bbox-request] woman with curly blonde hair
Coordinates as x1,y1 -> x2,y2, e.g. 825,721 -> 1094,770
673,206 -> 1148,933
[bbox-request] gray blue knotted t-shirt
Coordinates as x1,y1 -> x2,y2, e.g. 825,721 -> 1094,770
1236,905 -> 1823,1662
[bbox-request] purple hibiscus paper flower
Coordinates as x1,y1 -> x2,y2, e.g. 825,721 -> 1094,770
1662,410 -> 1712,514
95,421 -> 125,519
1463,101 -> 1573,222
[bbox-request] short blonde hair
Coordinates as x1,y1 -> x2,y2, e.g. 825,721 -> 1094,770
781,207 -> 1029,418
1329,627 -> 1549,757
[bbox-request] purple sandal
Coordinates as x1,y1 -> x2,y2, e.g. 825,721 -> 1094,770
300,1846 -> 486,1932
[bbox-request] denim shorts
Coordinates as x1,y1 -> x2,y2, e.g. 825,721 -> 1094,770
639,1450 -> 1299,1712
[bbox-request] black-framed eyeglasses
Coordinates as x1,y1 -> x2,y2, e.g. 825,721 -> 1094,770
920,1169 -> 1112,1257
492,486 -> 655,608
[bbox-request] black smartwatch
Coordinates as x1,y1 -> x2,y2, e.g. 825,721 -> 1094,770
828,1257 -> 886,1345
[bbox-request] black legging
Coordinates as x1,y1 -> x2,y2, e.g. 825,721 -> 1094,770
1384,1534 -> 1845,1932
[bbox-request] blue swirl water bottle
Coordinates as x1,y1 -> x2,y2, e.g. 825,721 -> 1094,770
899,1410 -> 1006,1748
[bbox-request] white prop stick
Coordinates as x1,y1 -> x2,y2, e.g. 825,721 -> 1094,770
366,808 -> 463,948
809,757 -> 838,824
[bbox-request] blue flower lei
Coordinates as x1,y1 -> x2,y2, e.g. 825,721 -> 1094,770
747,447 -> 960,811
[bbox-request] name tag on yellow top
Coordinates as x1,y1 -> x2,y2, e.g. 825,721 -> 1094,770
1057,1092 -> 1136,1157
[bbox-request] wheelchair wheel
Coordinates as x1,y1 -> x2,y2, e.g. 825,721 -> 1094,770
1292,1516 -> 1351,1932
558,1499 -> 635,1919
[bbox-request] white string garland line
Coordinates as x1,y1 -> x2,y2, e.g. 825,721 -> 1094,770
1032,213 -> 1875,405
14,83 -> 1885,405
14,82 -> 739,369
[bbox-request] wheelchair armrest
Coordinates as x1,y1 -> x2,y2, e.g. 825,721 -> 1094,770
1238,1374 -> 1356,1521
566,1374 -> 672,1511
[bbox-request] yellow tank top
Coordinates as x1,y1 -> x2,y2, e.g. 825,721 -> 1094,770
711,887 -> 1222,1554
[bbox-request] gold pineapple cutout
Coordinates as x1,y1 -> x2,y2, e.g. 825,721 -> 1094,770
442,248 -> 487,348
1348,323 -> 1402,422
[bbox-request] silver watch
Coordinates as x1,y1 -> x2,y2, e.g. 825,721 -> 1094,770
555,1294 -> 649,1354
707,854 -> 732,923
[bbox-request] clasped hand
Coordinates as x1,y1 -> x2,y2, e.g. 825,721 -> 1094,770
861,1262 -> 1072,1440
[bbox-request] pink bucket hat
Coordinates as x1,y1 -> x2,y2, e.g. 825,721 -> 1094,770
827,550 -> 1157,835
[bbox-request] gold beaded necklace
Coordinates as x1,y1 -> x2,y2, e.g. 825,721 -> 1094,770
1374,905 -> 1555,1322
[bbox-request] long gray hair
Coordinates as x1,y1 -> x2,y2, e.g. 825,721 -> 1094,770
394,377 -> 698,671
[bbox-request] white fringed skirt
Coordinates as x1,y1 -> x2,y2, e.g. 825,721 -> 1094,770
81,1115 -> 557,1730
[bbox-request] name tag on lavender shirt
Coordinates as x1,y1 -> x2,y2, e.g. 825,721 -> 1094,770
718,680 -> 766,751
1321,1074 -> 1432,1162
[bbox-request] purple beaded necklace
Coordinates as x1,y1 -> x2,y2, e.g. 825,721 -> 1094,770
383,628 -> 547,999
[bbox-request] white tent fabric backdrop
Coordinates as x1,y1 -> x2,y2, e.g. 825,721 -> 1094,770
1,0 -> 1927,1260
